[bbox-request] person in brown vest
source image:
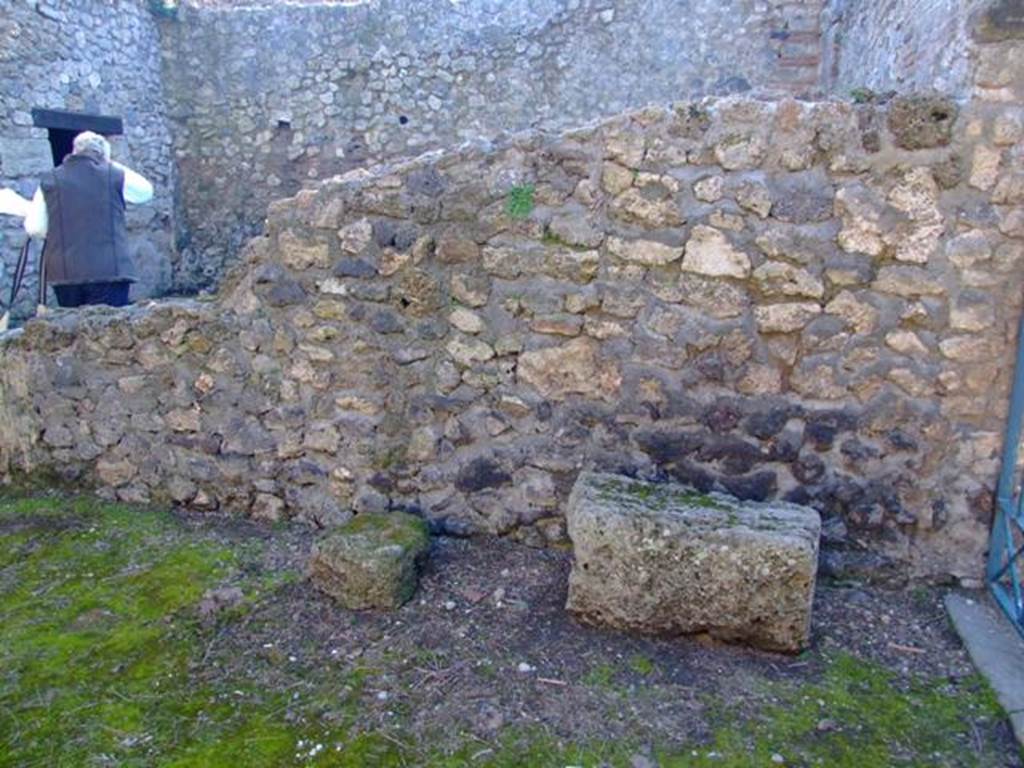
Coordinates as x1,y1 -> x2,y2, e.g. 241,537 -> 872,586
23,131 -> 153,308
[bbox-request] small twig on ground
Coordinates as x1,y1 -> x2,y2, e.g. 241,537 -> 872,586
887,642 -> 926,655
537,677 -> 568,687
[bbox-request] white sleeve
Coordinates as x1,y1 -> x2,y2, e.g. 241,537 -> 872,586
116,164 -> 154,204
24,187 -> 48,238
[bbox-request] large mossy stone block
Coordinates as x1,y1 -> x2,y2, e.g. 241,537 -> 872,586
565,472 -> 821,653
310,512 -> 430,610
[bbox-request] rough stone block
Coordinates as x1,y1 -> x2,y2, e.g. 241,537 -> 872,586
565,472 -> 821,652
0,138 -> 53,177
886,95 -> 957,150
310,512 -> 431,610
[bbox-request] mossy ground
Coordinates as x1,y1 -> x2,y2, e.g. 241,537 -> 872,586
0,494 -> 1018,767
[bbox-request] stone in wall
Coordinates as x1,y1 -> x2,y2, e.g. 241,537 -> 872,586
0,95 -> 1018,588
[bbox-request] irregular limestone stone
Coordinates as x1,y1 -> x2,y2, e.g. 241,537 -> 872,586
310,512 -> 431,610
437,237 -> 480,264
251,493 -> 285,523
885,330 -> 930,357
663,274 -> 749,319
96,458 -> 137,487
681,225 -> 751,278
548,215 -> 605,249
693,175 -> 724,202
872,266 -> 946,298
447,336 -> 495,366
451,273 -> 490,307
601,161 -> 633,195
885,168 -> 942,264
279,230 -> 330,270
609,188 -> 683,228
950,304 -> 996,332
531,314 -> 584,336
946,231 -> 992,269
449,307 -> 486,334
708,210 -> 745,231
565,472 -> 820,653
939,336 -> 998,362
338,219 -> 374,255
752,261 -> 824,299
754,302 -> 822,333
993,173 -> 1024,205
714,133 -> 765,170
825,291 -> 878,334
969,145 -> 1002,190
835,184 -> 884,256
993,112 -> 1024,145
607,236 -> 682,266
735,181 -> 772,218
737,363 -> 782,395
517,338 -> 621,401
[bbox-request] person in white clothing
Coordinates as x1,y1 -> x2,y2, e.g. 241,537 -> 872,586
24,131 -> 154,308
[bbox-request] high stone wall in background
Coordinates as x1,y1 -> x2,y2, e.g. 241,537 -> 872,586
158,0 -> 827,291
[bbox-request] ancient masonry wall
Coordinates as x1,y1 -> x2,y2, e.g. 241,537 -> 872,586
158,0 -> 826,291
823,0 -> 988,98
2,93 -> 1022,586
0,0 -> 176,308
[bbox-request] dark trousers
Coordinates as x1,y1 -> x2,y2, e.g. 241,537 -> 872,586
53,281 -> 131,308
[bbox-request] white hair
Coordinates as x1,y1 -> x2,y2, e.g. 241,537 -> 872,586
72,131 -> 111,161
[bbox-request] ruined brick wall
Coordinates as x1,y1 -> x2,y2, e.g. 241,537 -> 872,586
159,0 -> 826,291
0,0 -> 176,313
2,94 -> 1020,586
824,0 -> 988,97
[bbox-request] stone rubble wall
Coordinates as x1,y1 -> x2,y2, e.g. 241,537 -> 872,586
159,0 -> 826,291
0,0 -> 176,313
1,93 -> 1022,586
823,0 -> 988,98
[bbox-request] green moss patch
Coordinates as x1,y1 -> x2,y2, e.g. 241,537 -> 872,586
681,654 -> 1010,768
505,184 -> 535,219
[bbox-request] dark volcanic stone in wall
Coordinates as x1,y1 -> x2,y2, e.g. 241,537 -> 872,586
887,95 -> 958,150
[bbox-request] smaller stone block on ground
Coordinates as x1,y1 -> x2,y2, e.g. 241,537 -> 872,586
565,472 -> 821,653
310,512 -> 431,610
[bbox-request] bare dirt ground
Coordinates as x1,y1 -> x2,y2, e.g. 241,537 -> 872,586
187,512 -> 1022,764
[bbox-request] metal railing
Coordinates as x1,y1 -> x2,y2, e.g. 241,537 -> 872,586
991,314 -> 1024,640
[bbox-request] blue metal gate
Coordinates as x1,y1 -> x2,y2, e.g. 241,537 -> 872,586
991,315 -> 1024,639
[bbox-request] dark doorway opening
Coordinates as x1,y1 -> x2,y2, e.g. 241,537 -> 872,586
47,129 -> 78,166
30,108 -> 124,166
